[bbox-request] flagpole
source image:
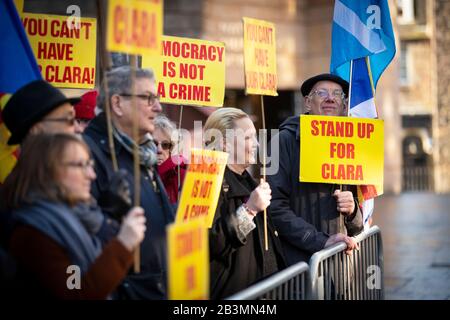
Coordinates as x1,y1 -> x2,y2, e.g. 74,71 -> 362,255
347,59 -> 353,118
365,56 -> 378,118
260,95 -> 268,252
130,55 -> 141,273
177,105 -> 184,202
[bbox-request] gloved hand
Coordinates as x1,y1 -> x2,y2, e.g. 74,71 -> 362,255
98,169 -> 132,222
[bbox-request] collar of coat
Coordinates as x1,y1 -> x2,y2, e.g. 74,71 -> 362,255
83,112 -> 124,156
222,166 -> 257,198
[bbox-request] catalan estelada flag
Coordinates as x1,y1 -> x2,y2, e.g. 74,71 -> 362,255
0,0 -> 41,183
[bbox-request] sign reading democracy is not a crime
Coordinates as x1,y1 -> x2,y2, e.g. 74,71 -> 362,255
299,115 -> 384,186
143,35 -> 226,107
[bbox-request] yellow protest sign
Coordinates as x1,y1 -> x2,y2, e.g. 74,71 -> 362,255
13,0 -> 23,14
107,0 -> 162,57
22,13 -> 97,89
243,17 -> 277,96
299,115 -> 384,185
143,35 -> 226,107
176,149 -> 228,227
167,219 -> 209,300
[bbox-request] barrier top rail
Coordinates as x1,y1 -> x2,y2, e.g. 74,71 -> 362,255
225,261 -> 309,300
309,225 -> 381,272
308,225 -> 383,300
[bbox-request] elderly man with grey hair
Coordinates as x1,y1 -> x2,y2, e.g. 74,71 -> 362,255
83,66 -> 175,300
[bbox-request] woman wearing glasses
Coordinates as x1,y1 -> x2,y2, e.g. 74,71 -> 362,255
3,133 -> 146,299
153,115 -> 187,204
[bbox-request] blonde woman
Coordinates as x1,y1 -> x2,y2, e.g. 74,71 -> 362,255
204,107 -> 285,299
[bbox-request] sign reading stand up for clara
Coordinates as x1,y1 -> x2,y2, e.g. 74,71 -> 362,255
107,0 -> 162,57
175,149 -> 227,228
243,17 -> 277,96
300,115 -> 384,186
143,35 -> 226,107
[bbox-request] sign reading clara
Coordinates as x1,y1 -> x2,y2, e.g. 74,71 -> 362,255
22,13 -> 97,89
107,0 -> 162,57
243,17 -> 277,96
143,35 -> 226,107
299,115 -> 384,186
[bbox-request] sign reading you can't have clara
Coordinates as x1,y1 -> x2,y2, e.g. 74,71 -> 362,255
243,17 -> 277,96
22,13 -> 97,89
300,115 -> 384,186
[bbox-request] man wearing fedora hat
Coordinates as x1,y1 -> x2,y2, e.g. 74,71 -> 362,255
2,80 -> 80,146
267,73 -> 363,266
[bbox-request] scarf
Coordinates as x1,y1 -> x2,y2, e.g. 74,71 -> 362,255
113,127 -> 158,169
13,199 -> 102,274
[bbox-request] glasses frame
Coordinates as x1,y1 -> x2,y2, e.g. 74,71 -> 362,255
154,140 -> 174,151
62,159 -> 95,172
310,89 -> 346,102
119,93 -> 160,107
41,115 -> 76,126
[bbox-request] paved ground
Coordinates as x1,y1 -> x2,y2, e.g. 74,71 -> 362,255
373,193 -> 450,300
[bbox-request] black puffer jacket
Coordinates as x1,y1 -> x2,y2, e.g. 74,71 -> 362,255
267,116 -> 363,265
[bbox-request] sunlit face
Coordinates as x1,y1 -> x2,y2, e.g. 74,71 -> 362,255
305,81 -> 347,117
58,142 -> 96,203
153,127 -> 172,165
228,117 -> 258,168
32,102 -> 76,134
116,78 -> 162,137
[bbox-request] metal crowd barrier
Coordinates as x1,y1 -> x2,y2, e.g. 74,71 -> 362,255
227,226 -> 384,300
309,225 -> 384,300
226,262 -> 310,300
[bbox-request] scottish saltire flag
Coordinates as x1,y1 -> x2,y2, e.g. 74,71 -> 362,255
330,0 -> 396,89
0,0 -> 41,93
330,0 -> 396,228
349,57 -> 378,118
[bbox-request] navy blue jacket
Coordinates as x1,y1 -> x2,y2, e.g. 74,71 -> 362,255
83,113 -> 175,299
267,116 -> 363,265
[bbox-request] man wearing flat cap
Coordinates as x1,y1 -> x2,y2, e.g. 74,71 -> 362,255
267,73 -> 363,265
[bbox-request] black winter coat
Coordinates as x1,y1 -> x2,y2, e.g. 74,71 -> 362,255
209,167 -> 285,299
267,116 -> 363,265
83,113 -> 175,299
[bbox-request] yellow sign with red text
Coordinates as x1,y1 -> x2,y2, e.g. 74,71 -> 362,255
22,13 -> 97,89
176,149 -> 228,228
167,219 -> 209,300
243,17 -> 277,96
143,35 -> 226,107
107,0 -> 162,57
300,115 -> 384,185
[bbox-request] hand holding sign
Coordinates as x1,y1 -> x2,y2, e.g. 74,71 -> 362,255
245,179 -> 272,215
117,207 -> 147,252
333,189 -> 355,216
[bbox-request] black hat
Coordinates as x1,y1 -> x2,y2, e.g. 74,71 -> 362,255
2,80 -> 81,145
300,73 -> 349,97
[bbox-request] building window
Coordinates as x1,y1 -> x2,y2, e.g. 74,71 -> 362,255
397,0 -> 427,25
399,41 -> 409,86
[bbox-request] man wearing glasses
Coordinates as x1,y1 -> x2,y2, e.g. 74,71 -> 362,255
267,73 -> 363,266
83,66 -> 174,300
2,80 -> 79,146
